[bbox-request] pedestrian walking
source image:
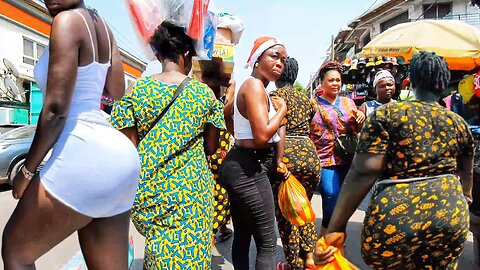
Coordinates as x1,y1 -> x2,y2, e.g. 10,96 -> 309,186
309,61 -> 365,236
110,21 -> 224,269
315,51 -> 475,270
270,57 -> 320,270
219,36 -> 288,270
2,1 -> 140,269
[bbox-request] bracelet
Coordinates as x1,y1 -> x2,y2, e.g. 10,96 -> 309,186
21,164 -> 35,181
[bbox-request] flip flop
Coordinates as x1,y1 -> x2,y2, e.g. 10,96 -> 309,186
277,262 -> 287,270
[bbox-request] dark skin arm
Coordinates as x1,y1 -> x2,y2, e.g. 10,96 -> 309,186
358,103 -> 367,130
458,155 -> 474,204
12,12 -> 81,199
103,27 -> 125,100
314,153 -> 386,264
238,78 -> 287,147
224,81 -> 235,135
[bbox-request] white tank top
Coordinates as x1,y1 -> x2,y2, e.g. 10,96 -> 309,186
234,79 -> 281,143
33,10 -> 112,126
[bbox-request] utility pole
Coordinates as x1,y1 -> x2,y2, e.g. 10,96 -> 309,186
331,35 -> 335,61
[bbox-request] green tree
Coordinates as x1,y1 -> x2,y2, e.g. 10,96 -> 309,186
293,82 -> 310,97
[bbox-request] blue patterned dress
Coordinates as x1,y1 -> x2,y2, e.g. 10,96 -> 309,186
110,77 -> 225,269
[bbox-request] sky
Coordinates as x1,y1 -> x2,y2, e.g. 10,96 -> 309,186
84,0 -> 380,88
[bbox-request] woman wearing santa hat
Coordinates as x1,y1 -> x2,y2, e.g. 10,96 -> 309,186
219,36 -> 288,269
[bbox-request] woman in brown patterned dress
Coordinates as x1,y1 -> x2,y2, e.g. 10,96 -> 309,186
315,52 -> 475,269
271,57 -> 321,270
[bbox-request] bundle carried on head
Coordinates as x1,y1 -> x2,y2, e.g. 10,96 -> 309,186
149,21 -> 196,62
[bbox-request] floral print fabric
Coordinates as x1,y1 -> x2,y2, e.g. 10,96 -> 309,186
310,96 -> 359,167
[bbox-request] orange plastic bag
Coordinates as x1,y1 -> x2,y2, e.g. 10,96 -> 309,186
315,235 -> 359,270
277,167 -> 315,226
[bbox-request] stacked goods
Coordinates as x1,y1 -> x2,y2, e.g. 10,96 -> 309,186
192,11 -> 244,87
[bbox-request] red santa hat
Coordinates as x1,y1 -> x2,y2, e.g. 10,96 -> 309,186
245,36 -> 284,69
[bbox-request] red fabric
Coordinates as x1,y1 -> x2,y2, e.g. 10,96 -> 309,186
247,36 -> 276,64
474,71 -> 480,97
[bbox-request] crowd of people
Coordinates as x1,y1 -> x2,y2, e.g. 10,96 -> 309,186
1,1 -> 478,270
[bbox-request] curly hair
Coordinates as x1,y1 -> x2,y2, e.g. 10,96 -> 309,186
409,51 -> 450,96
149,21 -> 196,63
277,57 -> 299,85
318,61 -> 343,81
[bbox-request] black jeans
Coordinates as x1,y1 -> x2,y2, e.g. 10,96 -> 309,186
219,145 -> 277,270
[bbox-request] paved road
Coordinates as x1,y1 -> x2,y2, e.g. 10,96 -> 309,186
0,186 -> 477,269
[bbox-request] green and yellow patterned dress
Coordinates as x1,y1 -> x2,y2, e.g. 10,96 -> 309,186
110,77 -> 225,269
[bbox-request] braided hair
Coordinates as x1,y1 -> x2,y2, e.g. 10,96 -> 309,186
149,21 -> 196,63
318,61 -> 343,82
277,57 -> 299,85
409,51 -> 450,96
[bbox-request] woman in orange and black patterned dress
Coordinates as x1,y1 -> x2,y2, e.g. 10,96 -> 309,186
270,57 -> 321,270
315,52 -> 475,270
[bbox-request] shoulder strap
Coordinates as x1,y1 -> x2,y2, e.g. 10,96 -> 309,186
142,77 -> 191,141
74,10 -> 95,62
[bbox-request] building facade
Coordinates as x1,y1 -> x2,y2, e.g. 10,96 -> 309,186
0,0 -> 146,124
308,0 -> 480,92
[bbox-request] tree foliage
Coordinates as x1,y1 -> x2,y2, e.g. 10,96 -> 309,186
293,82 -> 310,97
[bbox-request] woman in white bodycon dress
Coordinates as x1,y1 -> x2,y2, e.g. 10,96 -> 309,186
1,1 -> 140,269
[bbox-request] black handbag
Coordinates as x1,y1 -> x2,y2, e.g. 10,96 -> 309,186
318,98 -> 358,159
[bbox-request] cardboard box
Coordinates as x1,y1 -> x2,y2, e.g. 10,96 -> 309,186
192,43 -> 235,86
215,28 -> 233,44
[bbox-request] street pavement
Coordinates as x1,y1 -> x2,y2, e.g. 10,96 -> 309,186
0,186 -> 477,269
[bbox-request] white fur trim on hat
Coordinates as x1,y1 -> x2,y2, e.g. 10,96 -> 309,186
373,70 -> 395,87
246,39 -> 284,69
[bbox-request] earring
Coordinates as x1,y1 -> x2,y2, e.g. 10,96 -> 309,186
254,62 -> 259,68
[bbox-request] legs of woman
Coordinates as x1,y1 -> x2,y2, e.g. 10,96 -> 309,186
220,148 -> 276,270
78,210 -> 131,270
2,176 -> 92,270
318,165 -> 349,234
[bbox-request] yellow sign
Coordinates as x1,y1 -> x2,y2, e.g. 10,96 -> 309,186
213,44 -> 234,62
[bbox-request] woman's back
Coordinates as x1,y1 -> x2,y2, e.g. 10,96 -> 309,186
358,100 -> 474,179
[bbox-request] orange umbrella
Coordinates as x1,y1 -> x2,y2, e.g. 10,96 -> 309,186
362,20 -> 480,70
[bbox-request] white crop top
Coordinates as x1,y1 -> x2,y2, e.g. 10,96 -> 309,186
234,80 -> 281,143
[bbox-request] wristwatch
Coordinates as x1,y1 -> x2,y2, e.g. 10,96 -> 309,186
21,164 -> 35,181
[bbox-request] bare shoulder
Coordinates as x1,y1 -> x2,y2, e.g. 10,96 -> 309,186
239,77 -> 265,98
51,10 -> 82,31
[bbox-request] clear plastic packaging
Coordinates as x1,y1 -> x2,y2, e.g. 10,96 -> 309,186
126,0 -> 213,59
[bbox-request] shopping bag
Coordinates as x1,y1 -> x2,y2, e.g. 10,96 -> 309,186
277,167 -> 315,226
315,235 -> 358,270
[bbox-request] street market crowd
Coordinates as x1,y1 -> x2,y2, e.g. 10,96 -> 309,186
1,1 -> 480,270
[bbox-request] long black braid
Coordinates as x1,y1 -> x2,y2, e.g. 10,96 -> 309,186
278,57 -> 299,85
409,51 -> 451,96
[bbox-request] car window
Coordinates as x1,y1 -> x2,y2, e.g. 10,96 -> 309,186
0,126 -> 36,140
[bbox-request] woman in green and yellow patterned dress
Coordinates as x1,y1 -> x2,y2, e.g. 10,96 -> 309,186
110,22 -> 224,269
315,52 -> 475,269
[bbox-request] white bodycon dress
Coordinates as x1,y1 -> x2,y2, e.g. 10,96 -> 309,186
33,10 -> 140,218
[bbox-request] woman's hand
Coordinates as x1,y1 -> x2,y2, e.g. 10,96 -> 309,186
314,232 -> 346,265
271,96 -> 287,112
314,246 -> 337,265
12,170 -> 32,200
354,109 -> 366,124
277,161 -> 291,180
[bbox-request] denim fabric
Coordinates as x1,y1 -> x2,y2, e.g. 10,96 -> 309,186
219,146 -> 277,270
318,165 -> 349,228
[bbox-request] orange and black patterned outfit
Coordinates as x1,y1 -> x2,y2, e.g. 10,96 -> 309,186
357,101 -> 475,270
209,130 -> 232,234
270,87 -> 321,270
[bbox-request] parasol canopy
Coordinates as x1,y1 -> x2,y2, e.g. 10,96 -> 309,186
362,20 -> 480,70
